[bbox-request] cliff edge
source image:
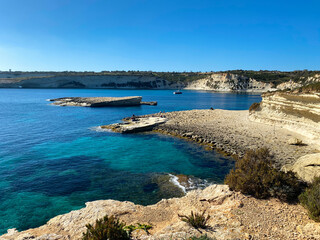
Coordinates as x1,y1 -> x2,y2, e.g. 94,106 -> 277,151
249,91 -> 320,148
1,184 -> 320,240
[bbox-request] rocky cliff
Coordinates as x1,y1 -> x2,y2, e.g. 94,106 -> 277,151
0,72 -> 274,91
2,184 -> 320,240
0,74 -> 183,89
2,71 -> 320,91
185,73 -> 275,92
249,91 -> 320,148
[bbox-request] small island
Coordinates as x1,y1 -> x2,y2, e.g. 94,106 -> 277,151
49,96 -> 157,107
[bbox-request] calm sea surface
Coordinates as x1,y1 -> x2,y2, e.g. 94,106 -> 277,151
0,89 -> 261,233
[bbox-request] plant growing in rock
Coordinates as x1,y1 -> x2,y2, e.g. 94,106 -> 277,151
178,211 -> 210,229
225,148 -> 305,201
249,102 -> 261,112
299,177 -> 320,222
124,223 -> 152,235
82,215 -> 130,240
189,235 -> 216,240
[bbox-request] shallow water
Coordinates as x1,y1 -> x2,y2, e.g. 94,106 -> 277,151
0,89 -> 261,233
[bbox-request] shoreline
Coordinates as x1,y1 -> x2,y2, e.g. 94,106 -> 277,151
2,184 -> 319,240
143,109 -> 319,169
2,109 -> 320,239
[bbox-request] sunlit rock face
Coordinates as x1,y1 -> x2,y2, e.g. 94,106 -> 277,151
185,73 -> 274,92
249,91 -> 320,148
0,72 -> 185,89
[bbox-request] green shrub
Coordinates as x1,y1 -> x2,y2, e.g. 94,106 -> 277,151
82,215 -> 130,240
189,235 -> 215,240
124,223 -> 152,235
299,177 -> 320,221
178,211 -> 210,229
225,148 -> 304,201
249,102 -> 261,112
297,82 -> 320,93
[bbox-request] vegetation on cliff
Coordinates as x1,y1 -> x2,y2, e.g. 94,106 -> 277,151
224,148 -> 305,201
295,82 -> 320,93
82,215 -> 153,240
2,70 -> 319,85
224,70 -> 320,86
82,215 -> 130,240
248,102 -> 261,112
299,177 -> 320,222
178,211 -> 211,230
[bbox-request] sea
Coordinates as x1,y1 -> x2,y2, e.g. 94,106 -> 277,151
0,88 -> 261,234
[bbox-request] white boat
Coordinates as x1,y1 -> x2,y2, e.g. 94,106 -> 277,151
173,90 -> 182,94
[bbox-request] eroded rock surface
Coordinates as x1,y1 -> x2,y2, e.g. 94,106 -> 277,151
185,73 -> 275,92
50,96 -> 144,107
1,185 -> 320,240
283,153 -> 320,183
101,117 -> 167,133
249,92 -> 320,148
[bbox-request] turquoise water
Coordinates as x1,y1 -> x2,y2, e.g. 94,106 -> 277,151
0,89 -> 261,234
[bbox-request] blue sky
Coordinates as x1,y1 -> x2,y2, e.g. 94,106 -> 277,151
0,0 -> 319,71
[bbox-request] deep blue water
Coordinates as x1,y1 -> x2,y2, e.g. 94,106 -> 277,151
0,89 -> 261,234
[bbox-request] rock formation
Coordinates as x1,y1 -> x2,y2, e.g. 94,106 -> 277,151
282,153 -> 320,183
0,72 -> 275,91
1,184 -> 320,240
249,91 -> 320,148
101,117 -> 167,133
49,96 -> 156,107
185,73 -> 275,92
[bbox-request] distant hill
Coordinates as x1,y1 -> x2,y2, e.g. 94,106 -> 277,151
0,70 -> 319,91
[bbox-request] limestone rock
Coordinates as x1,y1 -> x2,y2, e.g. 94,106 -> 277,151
287,137 -> 303,145
289,153 -> 320,183
185,73 -> 275,92
249,92 -> 320,148
50,96 -> 143,107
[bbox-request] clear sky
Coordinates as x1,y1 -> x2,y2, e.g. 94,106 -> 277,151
0,0 -> 319,72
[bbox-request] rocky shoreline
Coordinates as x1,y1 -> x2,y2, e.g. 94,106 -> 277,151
144,109 -> 320,169
2,185 -> 320,240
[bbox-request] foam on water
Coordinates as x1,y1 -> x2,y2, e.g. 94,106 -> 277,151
169,174 -> 186,193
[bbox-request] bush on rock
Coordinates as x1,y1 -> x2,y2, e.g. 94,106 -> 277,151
82,215 -> 130,240
299,177 -> 320,222
225,148 -> 305,201
179,211 -> 211,229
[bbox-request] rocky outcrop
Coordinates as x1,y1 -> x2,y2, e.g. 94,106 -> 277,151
277,80 -> 303,90
276,75 -> 320,91
185,73 -> 275,92
249,92 -> 320,148
101,117 -> 167,133
282,153 -> 320,183
49,96 -> 146,107
2,184 -> 320,240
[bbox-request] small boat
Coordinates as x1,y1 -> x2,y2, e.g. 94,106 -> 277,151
173,90 -> 182,94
